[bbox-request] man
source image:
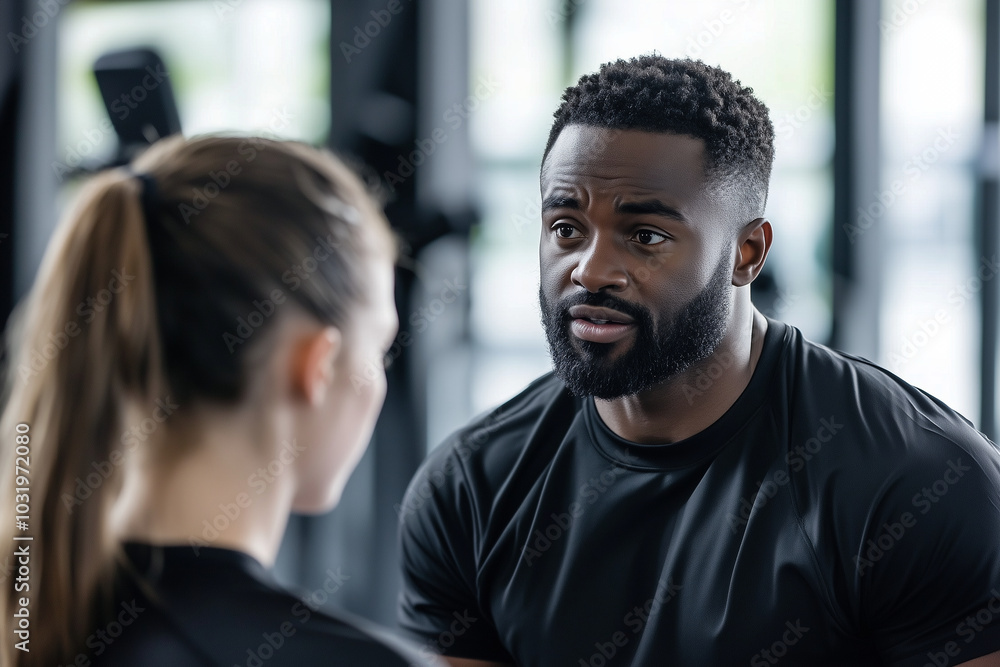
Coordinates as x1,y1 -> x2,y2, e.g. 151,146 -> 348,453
396,56 -> 1000,666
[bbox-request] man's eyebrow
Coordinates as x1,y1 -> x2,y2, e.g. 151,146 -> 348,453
616,199 -> 687,222
542,195 -> 580,212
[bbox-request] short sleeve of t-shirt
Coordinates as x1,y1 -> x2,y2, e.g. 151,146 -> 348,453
847,420 -> 1000,666
397,424 -> 515,663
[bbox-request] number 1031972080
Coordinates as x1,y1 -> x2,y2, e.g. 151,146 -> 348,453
14,424 -> 30,530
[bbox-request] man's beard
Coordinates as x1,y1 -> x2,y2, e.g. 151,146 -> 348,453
539,254 -> 732,399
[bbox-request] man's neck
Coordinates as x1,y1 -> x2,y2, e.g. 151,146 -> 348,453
593,307 -> 768,445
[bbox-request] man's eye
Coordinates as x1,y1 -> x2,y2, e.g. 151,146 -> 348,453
635,229 -> 669,245
553,223 -> 581,239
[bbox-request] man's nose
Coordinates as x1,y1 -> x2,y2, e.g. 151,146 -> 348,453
570,236 -> 628,293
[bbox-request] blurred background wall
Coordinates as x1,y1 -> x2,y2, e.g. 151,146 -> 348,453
0,0 -> 996,632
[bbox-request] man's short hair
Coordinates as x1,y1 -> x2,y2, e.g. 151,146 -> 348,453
543,55 -> 775,225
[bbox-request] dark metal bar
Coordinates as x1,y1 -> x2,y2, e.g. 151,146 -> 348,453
831,0 -> 857,350
831,0 -> 881,359
979,0 -> 999,438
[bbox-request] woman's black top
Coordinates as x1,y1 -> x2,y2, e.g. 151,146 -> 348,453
83,541 -> 441,666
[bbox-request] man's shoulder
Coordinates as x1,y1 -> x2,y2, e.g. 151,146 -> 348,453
432,371 -> 575,461
772,318 -> 996,486
401,372 -> 579,512
781,319 -> 976,432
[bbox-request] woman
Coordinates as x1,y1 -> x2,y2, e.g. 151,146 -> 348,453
0,135 -> 442,666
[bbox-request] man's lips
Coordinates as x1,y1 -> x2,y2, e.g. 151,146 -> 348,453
567,305 -> 635,324
569,319 -> 635,343
566,305 -> 636,343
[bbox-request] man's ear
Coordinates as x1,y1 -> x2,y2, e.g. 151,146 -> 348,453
732,217 -> 772,287
292,326 -> 343,407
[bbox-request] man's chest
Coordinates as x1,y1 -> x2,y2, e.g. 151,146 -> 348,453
473,445 -> 876,666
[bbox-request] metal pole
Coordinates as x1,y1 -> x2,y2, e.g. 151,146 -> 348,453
979,0 -> 999,439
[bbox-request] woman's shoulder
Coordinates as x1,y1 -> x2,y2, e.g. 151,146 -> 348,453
87,542 -> 440,666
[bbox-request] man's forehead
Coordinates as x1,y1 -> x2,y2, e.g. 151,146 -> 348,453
541,125 -> 708,194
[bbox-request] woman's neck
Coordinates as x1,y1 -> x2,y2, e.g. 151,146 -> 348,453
110,402 -> 297,567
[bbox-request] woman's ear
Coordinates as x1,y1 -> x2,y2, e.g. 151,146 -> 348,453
292,326 -> 343,407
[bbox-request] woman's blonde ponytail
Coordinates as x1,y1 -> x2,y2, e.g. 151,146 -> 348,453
0,169 -> 164,667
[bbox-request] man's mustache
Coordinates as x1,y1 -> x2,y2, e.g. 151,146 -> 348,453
555,291 -> 650,324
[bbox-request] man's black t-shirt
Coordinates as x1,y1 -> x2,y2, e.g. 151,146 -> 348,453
397,317 -> 1000,666
84,541 -> 441,666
